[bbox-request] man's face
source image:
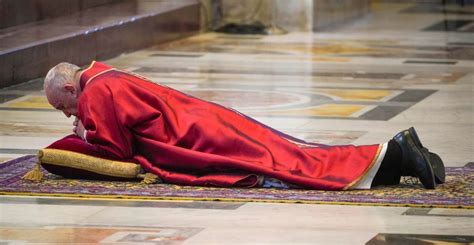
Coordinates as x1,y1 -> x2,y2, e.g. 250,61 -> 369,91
55,93 -> 78,118
47,84 -> 79,118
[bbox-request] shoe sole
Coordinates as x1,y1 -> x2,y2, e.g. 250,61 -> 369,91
409,127 -> 445,184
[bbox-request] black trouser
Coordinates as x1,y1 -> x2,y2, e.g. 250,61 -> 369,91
371,140 -> 403,187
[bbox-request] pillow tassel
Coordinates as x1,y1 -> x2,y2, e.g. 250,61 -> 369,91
22,162 -> 44,181
138,172 -> 162,184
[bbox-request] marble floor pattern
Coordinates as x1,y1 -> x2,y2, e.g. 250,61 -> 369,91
1,2 -> 474,244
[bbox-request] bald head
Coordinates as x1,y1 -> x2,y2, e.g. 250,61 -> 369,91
44,62 -> 80,94
44,62 -> 81,117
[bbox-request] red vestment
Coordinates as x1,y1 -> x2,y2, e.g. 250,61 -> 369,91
78,61 -> 382,190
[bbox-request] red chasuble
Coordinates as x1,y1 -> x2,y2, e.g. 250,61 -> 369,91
77,61 -> 382,190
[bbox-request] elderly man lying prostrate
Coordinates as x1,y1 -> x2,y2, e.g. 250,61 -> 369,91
27,61 -> 445,190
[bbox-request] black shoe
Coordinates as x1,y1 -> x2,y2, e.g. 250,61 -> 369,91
401,128 -> 445,184
393,127 -> 436,189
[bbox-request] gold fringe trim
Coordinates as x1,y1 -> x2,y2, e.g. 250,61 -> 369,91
138,173 -> 162,184
84,67 -> 114,86
343,144 -> 383,190
22,162 -> 43,181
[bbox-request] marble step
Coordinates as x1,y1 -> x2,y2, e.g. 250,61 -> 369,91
0,0 -> 200,89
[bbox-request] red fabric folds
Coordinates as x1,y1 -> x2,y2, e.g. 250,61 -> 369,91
76,61 -> 381,190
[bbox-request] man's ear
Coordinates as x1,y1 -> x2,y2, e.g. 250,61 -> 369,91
63,84 -> 76,94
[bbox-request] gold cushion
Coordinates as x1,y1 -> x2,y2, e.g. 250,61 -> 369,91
38,148 -> 141,179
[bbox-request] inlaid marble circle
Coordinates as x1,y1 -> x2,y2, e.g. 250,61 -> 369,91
184,88 -> 323,110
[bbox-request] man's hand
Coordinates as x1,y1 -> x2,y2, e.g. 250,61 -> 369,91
73,117 -> 86,140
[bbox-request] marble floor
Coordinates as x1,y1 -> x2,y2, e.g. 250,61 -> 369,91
1,1 -> 474,244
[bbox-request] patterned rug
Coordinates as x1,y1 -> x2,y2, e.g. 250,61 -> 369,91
1,155 -> 473,208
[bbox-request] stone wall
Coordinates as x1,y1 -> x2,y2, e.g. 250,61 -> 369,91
200,0 -> 370,33
313,0 -> 370,31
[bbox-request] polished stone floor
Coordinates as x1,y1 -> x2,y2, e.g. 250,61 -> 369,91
1,2 -> 473,244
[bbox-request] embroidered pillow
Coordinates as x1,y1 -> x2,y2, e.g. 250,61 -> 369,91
35,134 -> 141,181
